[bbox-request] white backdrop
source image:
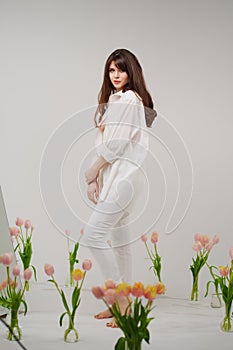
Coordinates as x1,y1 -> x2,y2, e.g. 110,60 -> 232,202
0,0 -> 233,299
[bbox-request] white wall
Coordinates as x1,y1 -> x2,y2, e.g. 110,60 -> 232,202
0,0 -> 233,299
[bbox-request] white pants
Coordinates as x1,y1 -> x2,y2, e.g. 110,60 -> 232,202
83,199 -> 132,284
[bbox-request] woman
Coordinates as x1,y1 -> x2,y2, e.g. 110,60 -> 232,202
84,48 -> 157,327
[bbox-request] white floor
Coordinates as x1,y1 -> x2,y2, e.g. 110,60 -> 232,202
0,290 -> 232,350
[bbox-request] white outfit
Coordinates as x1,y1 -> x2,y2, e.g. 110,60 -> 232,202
83,89 -> 149,283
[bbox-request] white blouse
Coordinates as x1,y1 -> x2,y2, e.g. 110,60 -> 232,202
94,89 -> 149,213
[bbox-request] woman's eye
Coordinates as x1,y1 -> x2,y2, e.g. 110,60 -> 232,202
109,69 -> 115,73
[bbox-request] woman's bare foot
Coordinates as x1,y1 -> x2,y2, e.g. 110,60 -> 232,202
94,308 -> 113,319
106,296 -> 131,328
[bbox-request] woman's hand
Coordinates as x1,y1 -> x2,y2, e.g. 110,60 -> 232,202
85,166 -> 99,185
85,156 -> 109,184
87,180 -> 100,205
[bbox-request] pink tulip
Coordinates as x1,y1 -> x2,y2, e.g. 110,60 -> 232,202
92,286 -> 105,299
24,220 -> 31,229
205,242 -> 214,252
105,279 -> 116,289
44,264 -> 55,276
13,265 -> 20,277
151,232 -> 158,244
212,235 -> 220,245
229,247 -> 233,261
192,241 -> 202,252
10,227 -> 19,237
65,229 -> 71,236
219,266 -> 229,277
24,267 -> 33,281
2,253 -> 14,266
82,259 -> 92,271
104,288 -> 117,305
140,234 -> 147,242
194,233 -> 202,242
200,235 -> 210,246
15,217 -> 24,226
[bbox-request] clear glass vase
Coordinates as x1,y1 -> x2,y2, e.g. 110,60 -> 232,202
64,320 -> 79,343
190,275 -> 199,301
220,302 -> 233,332
125,340 -> 142,350
7,308 -> 21,341
210,293 -> 223,308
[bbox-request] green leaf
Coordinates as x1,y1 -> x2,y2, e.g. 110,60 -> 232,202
31,265 -> 37,281
59,312 -> 67,327
61,290 -> 70,313
205,280 -> 213,297
21,299 -> 28,316
114,337 -> 126,350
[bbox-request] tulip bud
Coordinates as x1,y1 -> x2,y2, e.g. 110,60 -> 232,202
44,264 -> 55,276
151,232 -> 158,244
212,235 -> 220,245
10,227 -> 19,237
194,233 -> 202,242
24,220 -> 31,229
140,234 -> 147,242
13,265 -> 20,277
105,279 -> 116,289
72,269 -> 84,281
92,286 -> 105,299
82,259 -> 92,271
2,253 -> 14,266
15,217 -> 24,226
24,267 -> 33,281
219,266 -> 229,277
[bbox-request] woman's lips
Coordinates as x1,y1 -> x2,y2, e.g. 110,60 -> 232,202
113,80 -> 121,84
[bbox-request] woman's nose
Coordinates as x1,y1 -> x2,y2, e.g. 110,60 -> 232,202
114,70 -> 120,78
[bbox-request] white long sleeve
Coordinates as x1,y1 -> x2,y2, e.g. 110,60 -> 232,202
96,90 -> 147,164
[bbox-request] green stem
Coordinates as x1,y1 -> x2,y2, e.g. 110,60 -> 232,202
7,307 -> 21,341
144,242 -> 153,262
221,301 -> 232,332
191,274 -> 199,301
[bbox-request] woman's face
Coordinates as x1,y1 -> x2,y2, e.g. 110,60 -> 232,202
109,61 -> 128,92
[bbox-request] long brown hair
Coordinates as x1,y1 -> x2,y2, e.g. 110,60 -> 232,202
94,48 -> 157,127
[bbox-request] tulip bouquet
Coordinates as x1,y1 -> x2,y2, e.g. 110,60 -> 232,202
205,247 -> 233,332
10,217 -> 37,291
141,232 -> 162,283
65,229 -> 83,287
0,252 -> 32,341
92,279 -> 165,350
190,233 -> 219,301
44,258 -> 92,342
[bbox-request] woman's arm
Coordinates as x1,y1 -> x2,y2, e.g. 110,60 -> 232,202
85,155 -> 109,184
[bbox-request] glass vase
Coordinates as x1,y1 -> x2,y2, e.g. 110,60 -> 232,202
64,319 -> 79,343
125,339 -> 142,350
7,308 -> 21,341
191,275 -> 199,301
220,302 -> 233,332
210,293 -> 223,308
